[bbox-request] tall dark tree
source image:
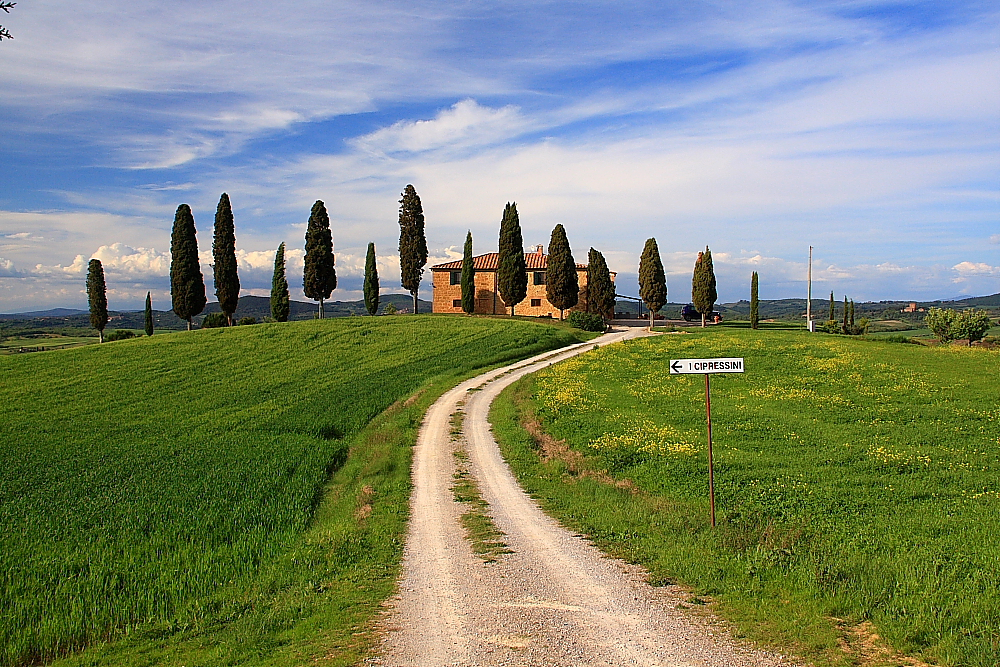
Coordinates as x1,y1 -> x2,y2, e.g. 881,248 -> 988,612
170,204 -> 207,330
303,200 -> 337,318
86,258 -> 108,343
497,202 -> 527,316
461,231 -> 475,315
587,248 -> 616,320
364,242 -> 380,316
842,295 -> 849,333
750,271 -> 759,330
397,184 -> 428,314
692,245 -> 718,327
828,291 -> 835,321
545,224 -> 578,320
0,2 -> 14,41
638,238 -> 667,331
212,193 -> 240,326
144,292 -> 154,336
849,299 -> 855,328
270,242 -> 290,322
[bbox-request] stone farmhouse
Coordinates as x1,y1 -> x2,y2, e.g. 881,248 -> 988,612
430,245 -> 616,316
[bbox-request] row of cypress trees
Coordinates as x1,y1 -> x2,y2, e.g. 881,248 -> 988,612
453,202 -> 616,321
169,195 -> 243,329
638,241 -> 719,329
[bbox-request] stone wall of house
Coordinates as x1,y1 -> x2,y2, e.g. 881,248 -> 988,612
432,268 -> 600,317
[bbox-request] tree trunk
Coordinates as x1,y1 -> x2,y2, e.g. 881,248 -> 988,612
227,313 -> 233,327
648,310 -> 653,331
99,329 -> 104,343
412,290 -> 418,314
559,308 -> 564,321
187,318 -> 192,331
701,313 -> 706,327
319,298 -> 325,319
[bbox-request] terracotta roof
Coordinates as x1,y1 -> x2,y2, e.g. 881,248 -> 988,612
431,251 -> 587,271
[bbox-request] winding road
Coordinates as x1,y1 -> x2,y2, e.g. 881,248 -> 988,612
372,328 -> 796,667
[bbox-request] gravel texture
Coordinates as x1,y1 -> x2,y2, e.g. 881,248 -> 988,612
371,328 -> 799,667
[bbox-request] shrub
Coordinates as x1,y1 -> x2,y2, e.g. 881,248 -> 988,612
951,309 -> 992,345
237,317 -> 257,326
104,329 -> 137,342
568,310 -> 605,332
925,307 -> 956,342
201,312 -> 228,328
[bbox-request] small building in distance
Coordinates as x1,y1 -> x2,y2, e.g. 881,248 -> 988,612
430,245 -> 615,316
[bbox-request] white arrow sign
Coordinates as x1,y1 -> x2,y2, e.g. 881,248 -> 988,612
669,357 -> 745,374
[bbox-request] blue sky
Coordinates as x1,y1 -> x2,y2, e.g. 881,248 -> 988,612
1,0 -> 997,311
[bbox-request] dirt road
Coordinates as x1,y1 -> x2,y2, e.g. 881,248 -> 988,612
373,328 -> 796,667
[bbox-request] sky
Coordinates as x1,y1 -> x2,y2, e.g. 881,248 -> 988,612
1,0 -> 997,312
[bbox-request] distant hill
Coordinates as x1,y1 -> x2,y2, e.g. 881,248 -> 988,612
0,308 -> 87,320
0,294 -> 433,336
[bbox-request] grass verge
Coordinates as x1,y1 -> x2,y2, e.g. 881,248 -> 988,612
450,404 -> 512,563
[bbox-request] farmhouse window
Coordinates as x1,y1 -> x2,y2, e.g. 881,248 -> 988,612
533,271 -> 546,285
452,299 -> 462,307
531,298 -> 542,307
450,271 -> 461,285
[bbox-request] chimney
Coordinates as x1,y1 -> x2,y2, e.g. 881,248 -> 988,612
536,244 -> 544,255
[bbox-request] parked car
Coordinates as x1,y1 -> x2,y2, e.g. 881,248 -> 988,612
682,304 -> 722,323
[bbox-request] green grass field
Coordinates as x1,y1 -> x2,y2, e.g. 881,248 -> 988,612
492,329 -> 999,667
0,316 -> 586,667
0,334 -> 98,353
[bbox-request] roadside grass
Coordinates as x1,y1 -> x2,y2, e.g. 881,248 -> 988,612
450,405 -> 512,563
0,316 -> 585,667
491,328 -> 999,667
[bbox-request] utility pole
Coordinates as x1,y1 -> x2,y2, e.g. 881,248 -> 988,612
807,245 -> 813,331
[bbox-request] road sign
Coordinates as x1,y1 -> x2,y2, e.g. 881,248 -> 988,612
667,357 -> 746,528
669,357 -> 744,374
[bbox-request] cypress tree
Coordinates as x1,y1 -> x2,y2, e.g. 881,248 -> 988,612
270,242 -> 290,322
545,224 -> 578,320
750,271 -> 759,330
828,291 -> 835,321
86,258 -> 108,343
497,202 -> 527,316
212,193 -> 240,326
170,204 -> 207,330
850,299 -> 856,328
303,200 -> 337,318
587,248 -> 616,320
397,184 -> 428,314
364,242 -> 380,316
692,245 -> 718,327
144,292 -> 153,336
842,295 -> 849,333
638,238 -> 667,331
461,231 -> 475,314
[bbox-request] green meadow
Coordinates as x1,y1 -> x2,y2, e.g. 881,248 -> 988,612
493,329 -> 999,667
0,316 -> 585,667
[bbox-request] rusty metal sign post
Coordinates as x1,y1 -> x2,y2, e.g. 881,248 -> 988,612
669,357 -> 745,527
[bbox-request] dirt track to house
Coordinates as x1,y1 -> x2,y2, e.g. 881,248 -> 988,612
371,328 -> 797,667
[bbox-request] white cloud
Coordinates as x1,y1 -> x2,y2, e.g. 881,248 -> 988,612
952,261 -> 998,276
354,100 -> 528,155
92,243 -> 170,277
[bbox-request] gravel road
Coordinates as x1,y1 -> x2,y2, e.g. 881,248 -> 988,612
371,328 -> 798,667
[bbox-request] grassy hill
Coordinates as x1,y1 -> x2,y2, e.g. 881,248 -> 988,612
494,329 -> 999,667
0,316 -> 588,666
